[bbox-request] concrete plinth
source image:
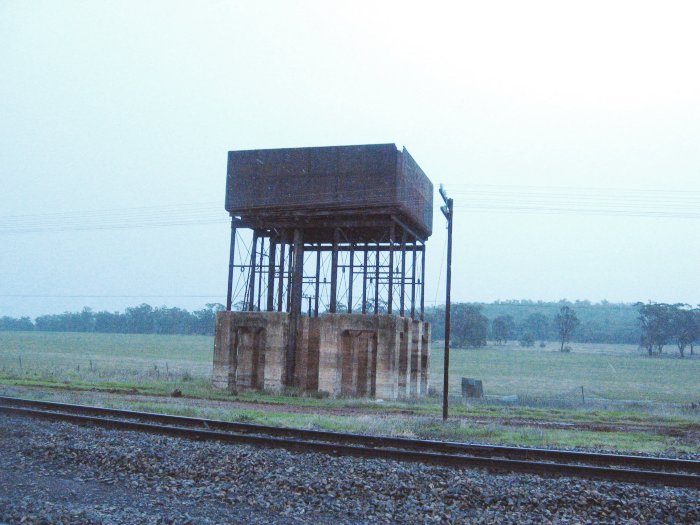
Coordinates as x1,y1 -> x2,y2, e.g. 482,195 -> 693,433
213,311 -> 431,400
213,311 -> 288,392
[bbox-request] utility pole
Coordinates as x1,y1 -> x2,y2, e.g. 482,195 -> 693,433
439,185 -> 453,421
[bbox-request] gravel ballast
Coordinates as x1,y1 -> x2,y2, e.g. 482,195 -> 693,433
0,414 -> 698,524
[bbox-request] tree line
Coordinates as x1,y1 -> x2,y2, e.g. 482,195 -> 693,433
425,300 -> 700,357
636,302 -> 700,357
0,303 -> 224,336
1,300 -> 698,356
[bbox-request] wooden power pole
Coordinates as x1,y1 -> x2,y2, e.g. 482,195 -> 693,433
439,185 -> 453,421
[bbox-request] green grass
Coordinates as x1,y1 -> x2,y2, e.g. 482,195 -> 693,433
432,343 -> 700,404
1,331 -> 698,408
1,330 -> 698,454
10,393 -> 694,456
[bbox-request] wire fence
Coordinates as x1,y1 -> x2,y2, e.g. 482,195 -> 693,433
0,355 -> 212,386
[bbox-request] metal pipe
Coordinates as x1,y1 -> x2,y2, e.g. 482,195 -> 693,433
248,230 -> 258,311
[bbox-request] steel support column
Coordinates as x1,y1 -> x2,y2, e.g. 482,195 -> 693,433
277,230 -> 286,312
286,228 -> 304,386
388,224 -> 395,315
374,243 -> 380,315
411,236 -> 417,320
314,248 -> 321,317
400,229 -> 406,317
420,240 -> 426,321
286,238 -> 294,312
348,243 -> 354,313
330,228 -> 339,313
226,218 -> 237,311
256,235 -> 264,311
362,248 -> 368,314
266,236 -> 277,311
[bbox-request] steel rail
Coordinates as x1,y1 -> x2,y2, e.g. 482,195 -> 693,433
0,396 -> 696,473
0,398 -> 698,489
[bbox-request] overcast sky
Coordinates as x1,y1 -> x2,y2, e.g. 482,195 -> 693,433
1,1 -> 699,318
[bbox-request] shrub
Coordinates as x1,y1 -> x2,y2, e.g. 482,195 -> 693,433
519,332 -> 535,347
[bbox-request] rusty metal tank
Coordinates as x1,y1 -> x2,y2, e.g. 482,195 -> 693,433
225,143 -> 433,240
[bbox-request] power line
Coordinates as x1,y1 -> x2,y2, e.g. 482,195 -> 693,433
0,294 -> 664,310
0,294 -> 223,298
3,182 -> 700,235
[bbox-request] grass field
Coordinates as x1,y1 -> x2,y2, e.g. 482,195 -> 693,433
432,342 -> 700,405
1,331 -> 698,454
2,331 -> 697,405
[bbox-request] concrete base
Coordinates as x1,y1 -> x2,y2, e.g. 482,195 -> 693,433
213,312 -> 430,400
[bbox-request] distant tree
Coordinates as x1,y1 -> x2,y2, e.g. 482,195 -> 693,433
671,305 -> 697,358
191,303 -> 224,335
232,301 -> 247,311
522,313 -> 550,341
35,307 -> 95,332
519,331 -> 535,347
363,299 -> 388,314
636,302 -> 675,355
124,304 -> 154,333
0,316 -> 34,331
691,308 -> 700,356
554,306 -> 580,352
491,315 -> 515,345
153,306 -> 191,334
94,310 -> 125,333
452,304 -> 488,348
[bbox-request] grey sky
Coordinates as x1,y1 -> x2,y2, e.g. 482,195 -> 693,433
1,1 -> 699,318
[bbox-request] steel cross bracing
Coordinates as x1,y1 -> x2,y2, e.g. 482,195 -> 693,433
226,221 -> 426,322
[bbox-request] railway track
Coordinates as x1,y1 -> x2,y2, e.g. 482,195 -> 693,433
0,395 -> 698,489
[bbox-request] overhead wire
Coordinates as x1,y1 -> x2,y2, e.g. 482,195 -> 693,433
2,183 -> 700,235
